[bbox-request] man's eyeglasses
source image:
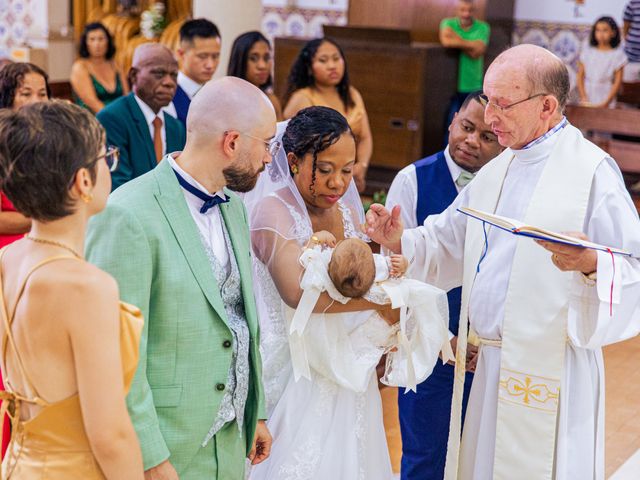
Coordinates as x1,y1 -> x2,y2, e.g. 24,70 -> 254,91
226,131 -> 282,157
478,93 -> 548,113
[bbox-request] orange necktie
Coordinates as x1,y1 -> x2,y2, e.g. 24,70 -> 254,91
152,116 -> 163,163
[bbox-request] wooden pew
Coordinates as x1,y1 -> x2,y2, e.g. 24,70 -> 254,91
565,105 -> 640,175
618,82 -> 640,107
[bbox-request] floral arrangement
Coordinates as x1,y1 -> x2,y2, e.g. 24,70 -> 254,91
140,2 -> 167,39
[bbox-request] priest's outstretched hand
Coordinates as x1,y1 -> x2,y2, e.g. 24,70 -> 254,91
365,204 -> 404,253
536,231 -> 598,275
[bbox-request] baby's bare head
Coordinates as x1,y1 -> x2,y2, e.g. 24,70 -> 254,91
328,238 -> 375,298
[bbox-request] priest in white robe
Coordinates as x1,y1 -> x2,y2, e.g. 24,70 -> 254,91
366,44 -> 640,480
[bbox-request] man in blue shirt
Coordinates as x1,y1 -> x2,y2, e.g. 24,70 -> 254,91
623,0 -> 640,81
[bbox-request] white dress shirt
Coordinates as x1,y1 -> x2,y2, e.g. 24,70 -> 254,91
385,145 -> 466,230
385,145 -> 465,340
164,72 -> 204,118
167,154 -> 229,270
133,94 -> 167,157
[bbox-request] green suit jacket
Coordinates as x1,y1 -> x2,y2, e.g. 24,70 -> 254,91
96,93 -> 186,191
86,159 -> 265,475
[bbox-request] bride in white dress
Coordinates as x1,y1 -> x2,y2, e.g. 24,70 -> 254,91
245,107 -> 451,480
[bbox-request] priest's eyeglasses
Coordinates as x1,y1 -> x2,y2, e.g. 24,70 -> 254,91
226,130 -> 282,157
478,93 -> 548,113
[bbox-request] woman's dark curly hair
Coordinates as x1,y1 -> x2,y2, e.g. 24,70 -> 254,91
284,38 -> 354,111
283,106 -> 354,197
228,31 -> 273,91
79,22 -> 116,60
0,62 -> 51,109
590,16 -> 621,48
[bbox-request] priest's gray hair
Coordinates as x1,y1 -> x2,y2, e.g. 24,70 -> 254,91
527,55 -> 570,112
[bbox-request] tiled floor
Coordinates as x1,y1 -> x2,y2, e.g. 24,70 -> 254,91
382,335 -> 640,478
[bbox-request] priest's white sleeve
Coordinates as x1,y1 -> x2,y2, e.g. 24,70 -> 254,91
385,164 -> 418,229
568,158 -> 640,348
401,188 -> 469,292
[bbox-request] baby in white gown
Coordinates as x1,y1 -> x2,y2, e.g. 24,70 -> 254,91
250,234 -> 453,480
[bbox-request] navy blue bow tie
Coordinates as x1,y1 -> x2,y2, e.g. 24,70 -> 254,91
173,169 -> 229,214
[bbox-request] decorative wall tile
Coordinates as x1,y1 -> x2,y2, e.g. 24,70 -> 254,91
513,20 -> 591,71
284,12 -> 308,37
513,20 -> 592,92
520,28 -> 550,49
0,0 -> 34,51
262,5 -> 348,43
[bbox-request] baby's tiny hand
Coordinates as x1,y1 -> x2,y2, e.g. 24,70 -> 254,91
389,254 -> 409,277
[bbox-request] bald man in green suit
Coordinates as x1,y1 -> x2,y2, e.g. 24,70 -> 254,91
87,77 -> 277,480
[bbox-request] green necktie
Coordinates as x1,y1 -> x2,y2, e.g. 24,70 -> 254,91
455,171 -> 475,187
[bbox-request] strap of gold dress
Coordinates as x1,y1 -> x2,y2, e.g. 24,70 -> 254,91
0,249 -> 82,477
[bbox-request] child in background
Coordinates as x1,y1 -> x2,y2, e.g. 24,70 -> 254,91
577,16 -> 628,107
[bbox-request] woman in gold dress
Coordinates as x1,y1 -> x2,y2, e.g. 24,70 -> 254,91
283,38 -> 373,193
0,100 -> 144,479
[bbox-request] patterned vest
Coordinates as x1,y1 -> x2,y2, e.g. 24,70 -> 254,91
201,220 -> 251,446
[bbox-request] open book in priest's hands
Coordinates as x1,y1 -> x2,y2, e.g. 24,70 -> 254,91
457,206 -> 633,257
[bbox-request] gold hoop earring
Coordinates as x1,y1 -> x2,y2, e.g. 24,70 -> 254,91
291,165 -> 299,175
81,193 -> 93,204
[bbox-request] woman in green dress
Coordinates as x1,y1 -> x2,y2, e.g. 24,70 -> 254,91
71,23 -> 129,114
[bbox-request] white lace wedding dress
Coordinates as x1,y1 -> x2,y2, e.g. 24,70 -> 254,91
249,191 -> 451,480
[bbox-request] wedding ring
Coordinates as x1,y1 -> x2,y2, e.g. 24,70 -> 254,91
311,236 -> 319,243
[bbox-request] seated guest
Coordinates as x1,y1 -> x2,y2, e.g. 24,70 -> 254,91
385,91 -> 503,480
168,18 -> 221,125
0,100 -> 144,478
228,31 -> 282,120
0,62 -> 52,249
439,0 -> 490,133
71,22 -> 129,114
283,38 -> 372,192
577,16 -> 627,108
97,43 -> 185,191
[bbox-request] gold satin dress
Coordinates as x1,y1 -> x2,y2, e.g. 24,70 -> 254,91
0,254 -> 143,479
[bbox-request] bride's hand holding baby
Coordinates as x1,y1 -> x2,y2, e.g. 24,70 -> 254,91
307,230 -> 337,248
378,304 -> 400,326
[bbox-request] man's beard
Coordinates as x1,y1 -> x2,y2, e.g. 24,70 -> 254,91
223,161 -> 264,193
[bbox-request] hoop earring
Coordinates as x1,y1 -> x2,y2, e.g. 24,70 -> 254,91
81,193 -> 93,204
291,165 -> 299,175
